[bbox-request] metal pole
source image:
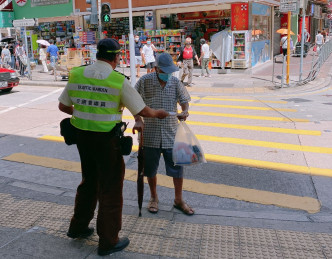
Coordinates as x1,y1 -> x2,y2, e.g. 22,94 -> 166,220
128,0 -> 136,87
286,11 -> 291,85
23,26 -> 31,80
282,54 -> 286,88
98,0 -> 103,40
299,11 -> 305,82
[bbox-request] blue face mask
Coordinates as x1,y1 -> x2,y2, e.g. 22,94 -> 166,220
147,41 -> 151,45
158,72 -> 172,82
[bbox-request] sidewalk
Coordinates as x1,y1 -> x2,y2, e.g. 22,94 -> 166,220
18,51 -> 332,96
1,180 -> 332,259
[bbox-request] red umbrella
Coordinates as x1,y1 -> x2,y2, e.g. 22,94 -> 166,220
137,132 -> 144,217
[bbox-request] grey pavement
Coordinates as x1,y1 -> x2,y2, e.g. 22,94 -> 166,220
17,51 -> 332,96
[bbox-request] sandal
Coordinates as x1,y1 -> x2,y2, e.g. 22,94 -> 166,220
173,200 -> 195,216
147,198 -> 159,214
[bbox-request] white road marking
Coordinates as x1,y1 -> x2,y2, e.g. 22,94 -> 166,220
0,88 -> 63,115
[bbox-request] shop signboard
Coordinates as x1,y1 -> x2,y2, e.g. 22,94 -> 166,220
0,12 -> 14,28
280,0 -> 298,13
177,10 -> 231,20
13,18 -> 36,27
31,0 -> 69,7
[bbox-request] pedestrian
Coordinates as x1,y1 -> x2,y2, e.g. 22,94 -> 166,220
58,38 -> 169,256
134,35 -> 143,77
39,45 -> 48,73
142,37 -> 157,73
134,52 -> 195,216
47,39 -> 59,75
321,29 -> 327,42
315,30 -> 324,52
8,43 -> 15,69
280,35 -> 289,56
1,45 -> 11,69
199,38 -> 211,78
177,37 -> 200,87
14,40 -> 27,76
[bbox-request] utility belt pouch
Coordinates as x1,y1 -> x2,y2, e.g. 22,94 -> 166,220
113,122 -> 133,155
60,118 -> 77,145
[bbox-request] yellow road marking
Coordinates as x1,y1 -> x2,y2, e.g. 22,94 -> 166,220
189,111 -> 309,122
189,103 -> 297,112
191,96 -> 287,104
2,153 -> 320,213
39,137 -> 332,175
122,116 -> 320,136
195,134 -> 332,154
185,121 -> 320,136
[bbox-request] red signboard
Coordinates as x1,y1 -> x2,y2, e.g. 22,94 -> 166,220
231,3 -> 249,31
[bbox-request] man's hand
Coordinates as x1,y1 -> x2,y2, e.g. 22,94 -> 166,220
177,111 -> 189,121
137,106 -> 169,119
155,109 -> 169,119
133,120 -> 144,134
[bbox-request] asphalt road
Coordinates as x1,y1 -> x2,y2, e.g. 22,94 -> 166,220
1,84 -> 332,223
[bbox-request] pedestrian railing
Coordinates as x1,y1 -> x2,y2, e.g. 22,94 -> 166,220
272,38 -> 332,88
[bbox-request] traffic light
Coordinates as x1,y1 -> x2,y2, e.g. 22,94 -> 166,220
101,3 -> 111,24
85,0 -> 98,24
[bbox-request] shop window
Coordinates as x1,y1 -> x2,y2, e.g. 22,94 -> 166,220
252,15 -> 270,41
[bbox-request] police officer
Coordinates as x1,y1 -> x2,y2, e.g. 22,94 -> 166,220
58,38 -> 169,256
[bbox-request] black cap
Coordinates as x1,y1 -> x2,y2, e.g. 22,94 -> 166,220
97,38 -> 121,55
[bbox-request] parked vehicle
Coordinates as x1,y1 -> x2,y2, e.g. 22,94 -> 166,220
0,67 -> 19,93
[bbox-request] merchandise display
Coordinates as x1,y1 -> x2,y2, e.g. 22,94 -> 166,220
231,30 -> 250,68
39,21 -> 75,41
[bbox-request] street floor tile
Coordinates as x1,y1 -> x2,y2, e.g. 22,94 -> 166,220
199,239 -> 240,259
276,230 -> 321,251
166,222 -> 202,240
132,217 -> 169,236
160,237 -> 200,259
240,244 -> 283,259
201,224 -> 239,243
239,227 -> 279,247
126,233 -> 163,255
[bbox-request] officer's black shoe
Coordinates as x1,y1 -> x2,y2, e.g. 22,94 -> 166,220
97,237 -> 130,256
67,227 -> 94,239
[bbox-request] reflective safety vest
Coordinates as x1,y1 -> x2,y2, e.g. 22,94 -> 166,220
67,66 -> 125,132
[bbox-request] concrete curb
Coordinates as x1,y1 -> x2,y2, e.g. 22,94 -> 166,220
20,80 -> 66,87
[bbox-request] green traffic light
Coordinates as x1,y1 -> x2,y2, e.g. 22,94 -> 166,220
103,14 -> 110,23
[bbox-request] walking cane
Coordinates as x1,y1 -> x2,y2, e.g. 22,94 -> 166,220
137,131 -> 144,217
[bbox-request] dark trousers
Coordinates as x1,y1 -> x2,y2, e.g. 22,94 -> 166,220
68,129 -> 125,250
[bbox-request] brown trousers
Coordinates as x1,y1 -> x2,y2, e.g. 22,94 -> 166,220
68,129 -> 125,250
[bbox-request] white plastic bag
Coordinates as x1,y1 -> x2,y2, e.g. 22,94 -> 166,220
172,121 -> 206,166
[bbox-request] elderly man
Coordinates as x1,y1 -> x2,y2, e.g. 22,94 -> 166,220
133,53 -> 195,215
177,37 -> 200,87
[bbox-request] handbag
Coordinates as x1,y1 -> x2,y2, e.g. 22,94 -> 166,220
313,45 -> 317,52
60,118 -> 77,145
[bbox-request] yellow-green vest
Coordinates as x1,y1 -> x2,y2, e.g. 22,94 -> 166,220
67,66 -> 125,132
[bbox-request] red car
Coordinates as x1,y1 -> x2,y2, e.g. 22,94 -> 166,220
0,67 -> 19,93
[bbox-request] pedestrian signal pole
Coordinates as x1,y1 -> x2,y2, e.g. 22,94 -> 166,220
287,11 -> 291,85
128,0 -> 136,87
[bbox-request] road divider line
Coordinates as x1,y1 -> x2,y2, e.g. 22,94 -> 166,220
189,103 -> 297,112
39,136 -> 332,177
188,111 -> 309,122
195,134 -> 332,154
122,116 -> 320,136
2,153 -> 320,213
191,96 -> 288,104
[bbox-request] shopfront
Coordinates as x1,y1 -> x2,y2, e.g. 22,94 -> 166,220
251,3 -> 271,67
13,0 -> 78,45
